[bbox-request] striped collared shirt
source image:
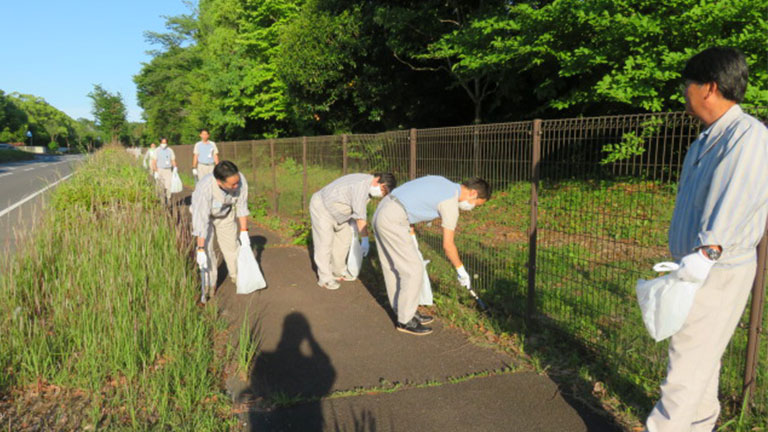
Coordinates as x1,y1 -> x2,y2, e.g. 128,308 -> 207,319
669,104 -> 768,267
317,173 -> 374,224
190,172 -> 250,237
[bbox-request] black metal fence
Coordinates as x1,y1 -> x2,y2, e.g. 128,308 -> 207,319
171,108 -> 767,426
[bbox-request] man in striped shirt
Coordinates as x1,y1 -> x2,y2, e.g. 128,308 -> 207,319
191,160 -> 251,303
646,47 -> 768,431
310,172 -> 396,291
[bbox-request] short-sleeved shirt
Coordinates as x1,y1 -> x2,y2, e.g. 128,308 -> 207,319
390,175 -> 460,230
194,141 -> 219,165
669,104 -> 768,267
152,147 -> 175,169
317,173 -> 374,224
190,173 -> 250,237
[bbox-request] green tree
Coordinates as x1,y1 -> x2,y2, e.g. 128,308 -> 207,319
88,84 -> 127,145
0,90 -> 28,142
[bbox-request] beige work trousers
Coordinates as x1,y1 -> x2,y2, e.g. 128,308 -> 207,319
310,193 -> 352,286
203,210 -> 239,297
372,196 -> 423,325
646,261 -> 756,432
197,163 -> 215,181
156,168 -> 174,203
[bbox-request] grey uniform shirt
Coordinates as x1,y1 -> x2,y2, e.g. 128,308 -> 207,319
318,173 -> 374,224
190,173 -> 250,237
669,105 -> 768,267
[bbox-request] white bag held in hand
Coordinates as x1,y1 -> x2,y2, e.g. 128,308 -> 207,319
411,234 -> 433,306
346,221 -> 364,279
236,245 -> 267,294
636,262 -> 702,342
170,171 -> 183,193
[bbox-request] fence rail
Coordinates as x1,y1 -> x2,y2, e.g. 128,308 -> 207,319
171,108 -> 767,424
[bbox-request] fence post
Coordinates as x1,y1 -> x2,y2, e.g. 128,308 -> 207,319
250,141 -> 257,189
527,119 -> 542,328
302,136 -> 308,213
409,128 -> 417,180
743,220 -> 768,412
473,125 -> 480,177
234,140 -> 238,164
270,139 -> 277,213
342,134 -> 348,175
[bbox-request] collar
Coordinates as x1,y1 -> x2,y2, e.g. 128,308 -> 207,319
694,104 -> 743,165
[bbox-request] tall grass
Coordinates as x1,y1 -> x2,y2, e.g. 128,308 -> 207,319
0,148 -> 234,429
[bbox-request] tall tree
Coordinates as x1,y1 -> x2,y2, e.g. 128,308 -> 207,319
88,84 -> 127,145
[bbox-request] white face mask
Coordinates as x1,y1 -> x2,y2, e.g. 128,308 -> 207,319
369,185 -> 383,198
458,200 -> 475,211
160,143 -> 167,148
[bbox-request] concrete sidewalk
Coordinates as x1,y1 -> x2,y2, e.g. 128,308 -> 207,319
202,218 -> 622,432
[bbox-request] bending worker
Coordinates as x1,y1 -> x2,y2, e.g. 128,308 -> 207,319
150,138 -> 177,205
192,129 -> 220,181
310,172 -> 396,290
191,160 -> 251,302
373,176 -> 490,335
644,47 -> 768,431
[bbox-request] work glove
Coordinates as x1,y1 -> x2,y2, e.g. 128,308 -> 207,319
153,171 -> 158,180
360,237 -> 370,257
192,168 -> 198,177
456,265 -> 471,289
676,250 -> 715,283
196,250 -> 207,269
173,166 -> 178,173
239,230 -> 251,247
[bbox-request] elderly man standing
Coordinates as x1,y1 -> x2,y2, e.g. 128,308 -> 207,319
310,172 -> 397,290
192,129 -> 220,181
191,160 -> 250,303
151,138 -> 177,205
373,176 -> 490,335
645,47 -> 768,431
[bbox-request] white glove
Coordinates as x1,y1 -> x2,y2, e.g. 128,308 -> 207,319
360,237 -> 370,257
153,171 -> 158,180
456,265 -> 471,289
239,230 -> 250,247
173,166 -> 178,173
676,250 -> 715,283
196,250 -> 207,269
192,168 -> 198,177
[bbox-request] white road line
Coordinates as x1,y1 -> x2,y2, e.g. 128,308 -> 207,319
0,174 -> 73,218
0,172 -> 11,178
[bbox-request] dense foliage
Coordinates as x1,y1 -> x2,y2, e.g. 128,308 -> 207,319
135,0 -> 767,142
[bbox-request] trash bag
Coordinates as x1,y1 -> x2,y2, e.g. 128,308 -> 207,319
170,170 -> 183,193
636,262 -> 701,342
411,234 -> 433,306
346,221 -> 364,278
236,245 -> 267,294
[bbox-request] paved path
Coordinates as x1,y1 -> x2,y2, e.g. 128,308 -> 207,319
0,154 -> 84,257
171,187 -> 622,432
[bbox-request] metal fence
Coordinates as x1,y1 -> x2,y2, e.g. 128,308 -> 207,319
171,108 -> 767,425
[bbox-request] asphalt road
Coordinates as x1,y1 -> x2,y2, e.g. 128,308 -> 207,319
0,154 -> 84,259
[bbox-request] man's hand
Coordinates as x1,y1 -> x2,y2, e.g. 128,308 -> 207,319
153,171 -> 158,180
239,230 -> 251,247
173,166 -> 178,173
456,265 -> 471,289
676,250 -> 715,283
360,237 -> 370,257
192,168 -> 198,177
196,249 -> 207,269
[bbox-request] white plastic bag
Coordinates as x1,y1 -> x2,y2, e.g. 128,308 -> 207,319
236,245 -> 267,294
411,234 -> 433,306
346,221 -> 364,278
170,171 -> 183,193
636,262 -> 701,342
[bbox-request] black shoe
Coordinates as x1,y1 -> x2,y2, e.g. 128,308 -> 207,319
396,317 -> 433,336
414,311 -> 434,325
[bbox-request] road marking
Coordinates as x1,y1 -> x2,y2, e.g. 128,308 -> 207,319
0,173 -> 73,218
0,172 -> 11,178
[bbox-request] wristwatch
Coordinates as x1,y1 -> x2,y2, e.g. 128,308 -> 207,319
700,245 -> 722,261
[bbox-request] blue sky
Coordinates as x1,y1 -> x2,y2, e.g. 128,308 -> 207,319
0,0 -> 191,122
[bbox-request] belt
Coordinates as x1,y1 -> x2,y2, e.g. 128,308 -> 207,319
198,162 -> 214,166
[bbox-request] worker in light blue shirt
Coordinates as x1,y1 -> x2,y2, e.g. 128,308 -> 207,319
645,47 -> 768,432
372,175 -> 491,335
193,129 -> 220,181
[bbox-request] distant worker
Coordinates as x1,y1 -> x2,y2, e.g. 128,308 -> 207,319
190,160 -> 251,303
310,172 -> 397,290
143,142 -> 156,170
644,47 -> 768,431
192,129 -> 220,181
373,176 -> 490,335
150,138 -> 178,205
